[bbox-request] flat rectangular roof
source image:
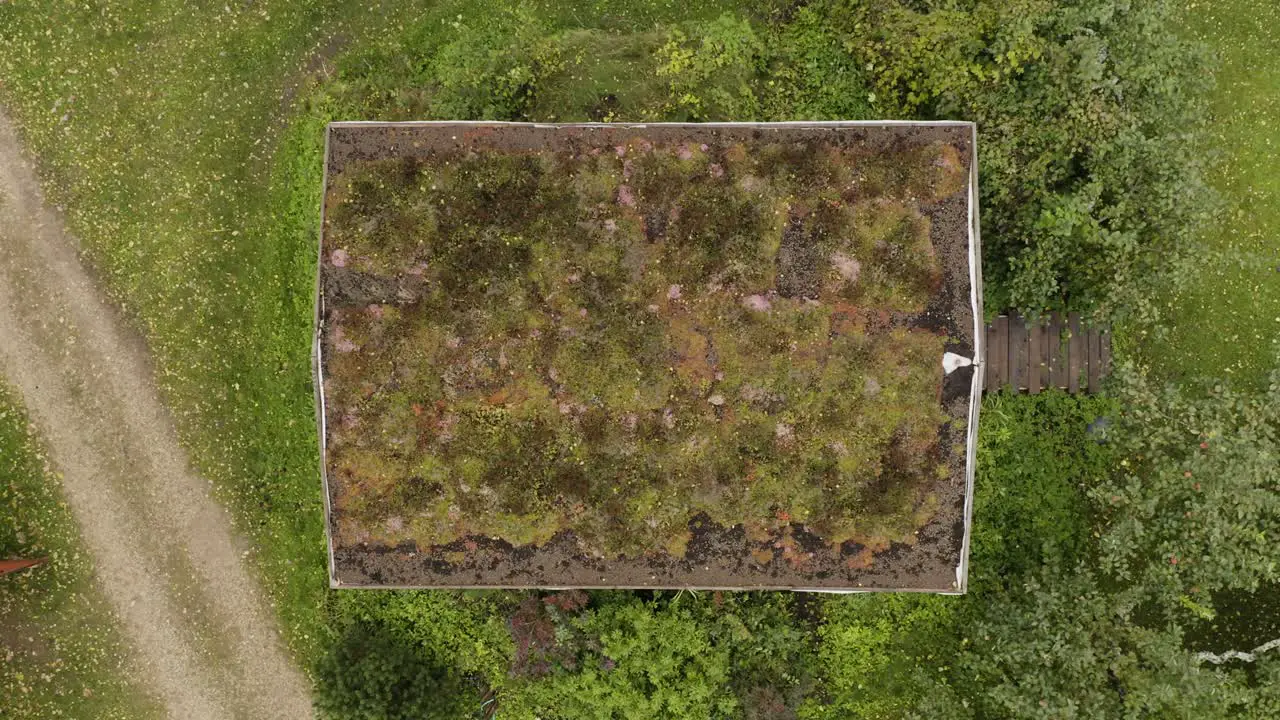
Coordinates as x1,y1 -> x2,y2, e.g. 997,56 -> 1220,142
314,121 -> 983,591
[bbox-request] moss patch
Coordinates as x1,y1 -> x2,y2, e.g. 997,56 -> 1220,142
320,124 -> 972,578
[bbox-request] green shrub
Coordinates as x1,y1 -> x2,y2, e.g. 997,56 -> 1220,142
326,590 -> 514,686
501,597 -> 738,719
495,592 -> 815,719
327,1 -> 775,124
912,567 -> 1253,720
971,391 -> 1117,586
655,14 -> 764,119
800,594 -> 957,720
425,5 -> 566,120
329,0 -> 1213,321
758,3 -> 874,120
1093,364 -> 1280,598
700,592 -> 816,718
314,621 -> 475,720
838,0 -> 1215,320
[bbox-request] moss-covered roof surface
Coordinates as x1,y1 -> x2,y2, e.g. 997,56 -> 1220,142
317,122 -> 980,590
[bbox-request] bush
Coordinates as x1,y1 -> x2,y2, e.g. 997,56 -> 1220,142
655,14 -> 764,119
496,592 -> 815,719
314,622 -> 475,720
757,2 -> 874,120
424,5 -> 566,120
840,0 -> 1215,320
500,596 -> 738,719
912,567 -> 1253,719
1093,364 -> 1280,598
800,594 -> 957,720
971,391 -> 1117,586
329,0 -> 1212,321
326,590 -> 514,686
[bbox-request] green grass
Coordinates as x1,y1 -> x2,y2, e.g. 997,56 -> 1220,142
0,385 -> 163,719
0,0 -> 423,664
1140,0 -> 1280,386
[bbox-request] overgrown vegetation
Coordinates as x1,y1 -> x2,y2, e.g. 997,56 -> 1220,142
323,0 -> 1213,325
1096,364 -> 1280,598
314,621 -> 476,720
3,0 -> 1277,717
322,134 -> 965,560
0,386 -> 162,719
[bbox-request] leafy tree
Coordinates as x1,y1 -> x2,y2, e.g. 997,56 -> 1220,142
842,0 -> 1215,320
911,567 -> 1252,719
1093,364 -> 1280,597
314,621 -> 476,720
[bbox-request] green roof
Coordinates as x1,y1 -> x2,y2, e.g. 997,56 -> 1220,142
316,122 -> 982,590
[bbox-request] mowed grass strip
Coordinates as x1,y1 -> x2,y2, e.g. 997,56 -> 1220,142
1142,0 -> 1280,386
0,385 -> 164,720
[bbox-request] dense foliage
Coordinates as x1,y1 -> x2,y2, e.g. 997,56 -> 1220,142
301,0 -> 1266,716
968,390 -> 1116,582
914,569 -> 1253,719
495,592 -> 814,719
846,0 -> 1214,321
800,593 -> 956,719
1095,365 -> 1280,597
326,0 -> 1212,324
314,621 -> 475,720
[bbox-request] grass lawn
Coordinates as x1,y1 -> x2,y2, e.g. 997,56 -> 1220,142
0,0 -> 415,663
1140,0 -> 1280,387
0,385 -> 162,719
1158,0 -> 1280,657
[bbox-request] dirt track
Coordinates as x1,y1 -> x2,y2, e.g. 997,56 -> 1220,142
0,111 -> 314,718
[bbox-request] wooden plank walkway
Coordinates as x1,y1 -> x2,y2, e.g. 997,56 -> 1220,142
983,312 -> 1111,394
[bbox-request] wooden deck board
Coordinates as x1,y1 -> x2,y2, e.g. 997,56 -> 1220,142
981,311 -> 1110,395
1009,316 -> 1028,391
1100,329 -> 1112,381
988,322 -> 998,389
1067,312 -> 1083,394
1087,327 -> 1102,393
1028,321 -> 1042,394
992,316 -> 1009,390
1048,313 -> 1065,389
1040,319 -> 1051,390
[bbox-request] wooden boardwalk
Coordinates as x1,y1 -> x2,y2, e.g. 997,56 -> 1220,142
983,312 -> 1111,394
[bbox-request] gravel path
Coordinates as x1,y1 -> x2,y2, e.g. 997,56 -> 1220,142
0,111 -> 314,719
